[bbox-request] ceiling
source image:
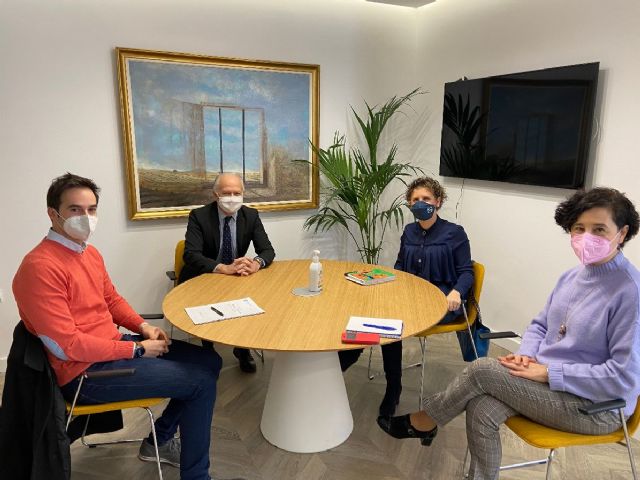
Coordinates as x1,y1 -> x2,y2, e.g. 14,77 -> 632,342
366,0 -> 436,7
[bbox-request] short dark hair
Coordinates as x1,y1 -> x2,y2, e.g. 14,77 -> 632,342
405,176 -> 448,206
46,173 -> 100,210
554,187 -> 639,247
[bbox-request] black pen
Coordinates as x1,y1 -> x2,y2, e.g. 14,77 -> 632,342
210,306 -> 224,316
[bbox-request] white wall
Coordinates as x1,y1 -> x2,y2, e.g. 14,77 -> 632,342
411,0 -> 640,346
0,0 -> 417,362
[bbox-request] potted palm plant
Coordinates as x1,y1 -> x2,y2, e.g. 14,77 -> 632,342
303,89 -> 423,264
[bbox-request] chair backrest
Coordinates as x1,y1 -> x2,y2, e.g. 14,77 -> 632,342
174,240 -> 186,286
465,261 -> 485,326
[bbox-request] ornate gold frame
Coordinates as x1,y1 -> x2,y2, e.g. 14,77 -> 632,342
116,47 -> 319,220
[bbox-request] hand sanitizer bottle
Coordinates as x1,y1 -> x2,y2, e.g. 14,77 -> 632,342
309,249 -> 323,293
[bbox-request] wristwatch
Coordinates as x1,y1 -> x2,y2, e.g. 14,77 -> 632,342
253,256 -> 266,269
133,341 -> 146,358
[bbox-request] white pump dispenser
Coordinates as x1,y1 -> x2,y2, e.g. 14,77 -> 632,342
308,249 -> 323,293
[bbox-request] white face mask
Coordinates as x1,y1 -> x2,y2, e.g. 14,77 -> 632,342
57,212 -> 98,241
218,195 -> 243,214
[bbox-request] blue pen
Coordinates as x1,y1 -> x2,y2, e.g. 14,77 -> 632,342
362,323 -> 396,331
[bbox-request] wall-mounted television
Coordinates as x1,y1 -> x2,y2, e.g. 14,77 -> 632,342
439,62 -> 599,189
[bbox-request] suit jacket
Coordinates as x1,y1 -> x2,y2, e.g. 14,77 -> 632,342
179,202 -> 275,283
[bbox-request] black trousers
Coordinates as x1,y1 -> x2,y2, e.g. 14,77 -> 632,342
202,340 -> 249,357
338,340 -> 402,383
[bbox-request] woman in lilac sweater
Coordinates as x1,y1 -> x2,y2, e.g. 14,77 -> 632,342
378,187 -> 640,479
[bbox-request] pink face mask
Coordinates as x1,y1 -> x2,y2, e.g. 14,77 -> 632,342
571,231 -> 620,265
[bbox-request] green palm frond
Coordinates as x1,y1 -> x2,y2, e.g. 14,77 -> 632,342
352,88 -> 422,169
302,89 -> 424,264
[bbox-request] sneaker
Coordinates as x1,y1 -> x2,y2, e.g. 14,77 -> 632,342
138,437 -> 181,468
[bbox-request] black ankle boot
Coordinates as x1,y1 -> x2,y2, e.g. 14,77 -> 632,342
379,384 -> 402,417
377,414 -> 438,446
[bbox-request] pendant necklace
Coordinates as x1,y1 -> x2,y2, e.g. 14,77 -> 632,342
557,281 -> 598,341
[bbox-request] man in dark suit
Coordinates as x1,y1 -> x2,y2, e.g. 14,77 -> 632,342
179,173 -> 275,373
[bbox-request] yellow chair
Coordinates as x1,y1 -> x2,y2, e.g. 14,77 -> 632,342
165,239 -> 185,287
462,397 -> 639,479
65,368 -> 167,479
416,261 -> 485,406
164,240 -> 185,339
461,330 -> 639,479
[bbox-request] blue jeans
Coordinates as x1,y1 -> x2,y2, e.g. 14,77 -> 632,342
61,335 -> 222,480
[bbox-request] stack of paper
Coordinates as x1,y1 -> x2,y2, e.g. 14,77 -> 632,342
345,316 -> 403,339
185,297 -> 264,325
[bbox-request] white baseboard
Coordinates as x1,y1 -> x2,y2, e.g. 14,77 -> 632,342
491,336 -> 520,353
0,356 -> 6,373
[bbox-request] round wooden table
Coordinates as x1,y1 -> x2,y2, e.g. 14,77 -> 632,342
163,259 -> 447,453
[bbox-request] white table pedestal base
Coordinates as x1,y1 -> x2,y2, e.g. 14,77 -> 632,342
260,351 -> 353,453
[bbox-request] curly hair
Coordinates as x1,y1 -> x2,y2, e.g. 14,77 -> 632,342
405,176 -> 448,206
554,187 -> 639,247
47,173 -> 100,210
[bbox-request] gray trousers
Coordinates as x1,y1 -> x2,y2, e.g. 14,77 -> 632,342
423,357 -> 621,480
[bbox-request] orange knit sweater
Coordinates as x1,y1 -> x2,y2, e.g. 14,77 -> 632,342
12,239 -> 143,386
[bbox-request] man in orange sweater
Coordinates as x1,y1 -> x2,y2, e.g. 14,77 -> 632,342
13,173 -> 225,480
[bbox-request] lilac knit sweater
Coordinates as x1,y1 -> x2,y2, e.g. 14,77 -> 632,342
518,252 -> 640,416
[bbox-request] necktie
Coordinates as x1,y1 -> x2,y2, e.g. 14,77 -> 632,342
221,216 -> 234,265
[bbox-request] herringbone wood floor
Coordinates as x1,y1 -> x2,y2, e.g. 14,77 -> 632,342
2,334 -> 637,479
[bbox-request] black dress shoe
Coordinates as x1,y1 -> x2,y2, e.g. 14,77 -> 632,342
379,385 -> 402,416
233,348 -> 256,373
377,414 -> 438,446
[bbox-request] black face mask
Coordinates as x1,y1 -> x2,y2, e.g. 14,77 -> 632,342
410,201 -> 436,221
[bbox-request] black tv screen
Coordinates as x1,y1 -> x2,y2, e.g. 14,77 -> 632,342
439,62 -> 599,189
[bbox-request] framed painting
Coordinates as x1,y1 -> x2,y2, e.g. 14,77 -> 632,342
116,47 -> 319,220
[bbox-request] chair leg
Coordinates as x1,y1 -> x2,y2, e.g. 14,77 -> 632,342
367,346 -> 380,381
619,408 -> 638,480
80,415 -> 93,447
81,434 -> 149,447
77,409 -> 154,449
419,337 -> 426,409
545,449 -> 556,480
462,304 -> 479,360
499,447 -> 550,472
74,407 -> 165,479
402,348 -> 422,372
367,341 -> 421,382
499,456 -> 549,471
79,408 -> 147,447
399,337 -> 422,373
462,447 -> 470,478
66,375 -> 86,431
253,349 -> 265,364
145,407 -> 164,480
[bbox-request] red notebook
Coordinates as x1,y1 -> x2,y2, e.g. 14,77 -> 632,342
341,331 -> 380,345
